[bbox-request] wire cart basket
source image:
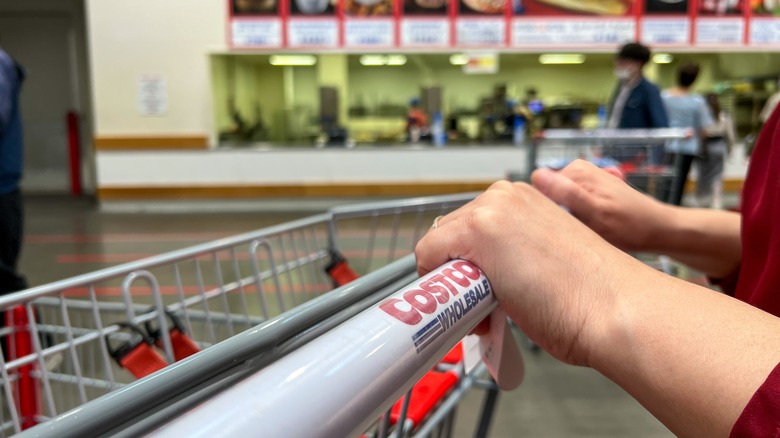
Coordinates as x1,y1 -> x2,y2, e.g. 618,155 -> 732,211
520,128 -> 693,203
0,193 -> 513,438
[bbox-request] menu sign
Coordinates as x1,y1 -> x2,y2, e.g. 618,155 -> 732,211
641,17 -> 691,44
750,0 -> 780,44
456,18 -> 506,46
345,19 -> 395,47
513,19 -> 635,46
401,19 -> 450,46
231,19 -> 283,47
696,0 -> 744,45
342,0 -> 396,47
401,0 -> 450,47
288,20 -> 339,47
227,0 -> 757,49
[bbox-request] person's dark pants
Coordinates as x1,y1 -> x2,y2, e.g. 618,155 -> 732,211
667,153 -> 695,206
0,189 -> 27,295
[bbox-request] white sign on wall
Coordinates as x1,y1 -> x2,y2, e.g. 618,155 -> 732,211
137,75 -> 167,116
401,19 -> 450,47
456,19 -> 506,46
287,20 -> 339,48
512,19 -> 635,46
750,18 -> 780,45
231,20 -> 283,48
641,18 -> 690,45
696,18 -> 744,45
344,19 -> 395,47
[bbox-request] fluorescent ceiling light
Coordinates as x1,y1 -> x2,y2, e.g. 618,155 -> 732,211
269,55 -> 317,66
359,55 -> 407,66
386,55 -> 407,66
449,54 -> 468,66
653,53 -> 674,64
538,54 -> 586,65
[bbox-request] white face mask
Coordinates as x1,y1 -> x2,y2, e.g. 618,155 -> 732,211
614,67 -> 633,81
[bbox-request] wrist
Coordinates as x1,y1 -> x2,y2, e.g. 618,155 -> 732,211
641,202 -> 681,253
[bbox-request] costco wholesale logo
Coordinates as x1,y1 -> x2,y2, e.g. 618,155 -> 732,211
379,261 -> 492,353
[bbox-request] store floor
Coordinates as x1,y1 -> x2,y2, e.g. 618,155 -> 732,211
15,196 -> 680,437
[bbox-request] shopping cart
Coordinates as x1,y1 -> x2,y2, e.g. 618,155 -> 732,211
515,128 -> 693,203
0,193 -> 512,438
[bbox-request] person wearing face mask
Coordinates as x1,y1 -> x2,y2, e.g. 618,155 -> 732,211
607,43 -> 669,131
605,43 -> 669,166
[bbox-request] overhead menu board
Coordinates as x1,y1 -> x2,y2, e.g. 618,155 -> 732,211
228,0 -> 761,49
512,0 -> 636,47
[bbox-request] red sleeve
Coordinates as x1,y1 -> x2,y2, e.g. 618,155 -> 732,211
710,265 -> 740,297
730,362 -> 780,438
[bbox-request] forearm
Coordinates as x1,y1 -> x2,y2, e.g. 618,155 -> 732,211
645,206 -> 741,278
590,262 -> 780,437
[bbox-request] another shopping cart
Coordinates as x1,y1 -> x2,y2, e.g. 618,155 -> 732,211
514,128 -> 692,203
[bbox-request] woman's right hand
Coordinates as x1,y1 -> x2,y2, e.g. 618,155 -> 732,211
531,160 -> 673,253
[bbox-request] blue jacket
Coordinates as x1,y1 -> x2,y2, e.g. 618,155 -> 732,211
0,49 -> 24,195
609,77 -> 669,129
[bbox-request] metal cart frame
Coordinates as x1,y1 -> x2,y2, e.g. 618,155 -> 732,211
0,193 -> 510,438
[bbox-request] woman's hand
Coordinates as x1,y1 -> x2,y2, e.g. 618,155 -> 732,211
415,180 -> 654,366
531,160 -> 672,252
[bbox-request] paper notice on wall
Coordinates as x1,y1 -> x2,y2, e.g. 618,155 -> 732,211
137,75 -> 167,116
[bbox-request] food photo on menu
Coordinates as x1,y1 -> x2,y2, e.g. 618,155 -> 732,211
232,0 -> 278,14
460,0 -> 505,15
404,0 -> 448,16
291,0 -> 336,15
514,0 -> 634,15
752,0 -> 780,15
645,0 -> 688,13
698,0 -> 741,14
345,0 -> 394,16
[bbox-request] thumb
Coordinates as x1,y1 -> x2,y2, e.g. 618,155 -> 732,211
531,168 -> 595,213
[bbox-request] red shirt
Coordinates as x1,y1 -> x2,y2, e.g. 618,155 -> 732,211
729,106 -> 780,435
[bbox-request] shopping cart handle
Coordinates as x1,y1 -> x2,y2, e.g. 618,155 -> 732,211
148,260 -> 502,438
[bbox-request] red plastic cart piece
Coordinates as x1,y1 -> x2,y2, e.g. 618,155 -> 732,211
107,323 -> 168,379
440,342 -> 463,364
162,329 -> 201,362
146,311 -> 201,361
119,343 -> 169,379
8,306 -> 39,430
325,250 -> 359,287
390,370 -> 458,426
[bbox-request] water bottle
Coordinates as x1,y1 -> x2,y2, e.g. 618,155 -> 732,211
432,112 -> 446,147
513,115 -> 526,147
597,104 -> 607,129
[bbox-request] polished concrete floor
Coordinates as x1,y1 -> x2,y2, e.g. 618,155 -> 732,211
15,196 -> 674,437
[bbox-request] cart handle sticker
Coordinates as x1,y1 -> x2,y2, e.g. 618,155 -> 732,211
150,259 -> 524,438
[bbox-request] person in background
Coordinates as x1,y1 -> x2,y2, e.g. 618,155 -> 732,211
607,42 -> 668,130
606,42 -> 668,165
406,98 -> 428,143
662,62 -> 714,206
0,47 -> 28,296
697,93 -> 735,209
